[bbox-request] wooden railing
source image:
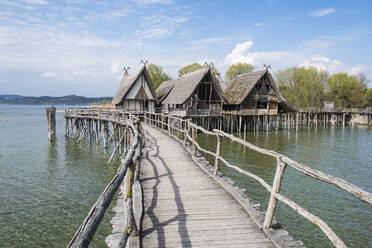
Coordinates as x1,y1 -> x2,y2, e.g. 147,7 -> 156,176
142,111 -> 372,248
65,109 -> 143,248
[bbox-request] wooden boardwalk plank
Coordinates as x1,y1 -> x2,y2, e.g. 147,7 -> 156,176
139,124 -> 274,248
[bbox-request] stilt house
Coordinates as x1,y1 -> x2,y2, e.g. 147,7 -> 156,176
156,67 -> 226,116
112,66 -> 157,112
223,69 -> 296,115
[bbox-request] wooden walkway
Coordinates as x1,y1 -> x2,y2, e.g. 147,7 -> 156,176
138,124 -> 274,248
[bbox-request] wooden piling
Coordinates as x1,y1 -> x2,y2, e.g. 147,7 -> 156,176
46,106 -> 56,141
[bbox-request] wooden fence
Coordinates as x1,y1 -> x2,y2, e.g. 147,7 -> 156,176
65,109 -> 143,248
142,111 -> 372,248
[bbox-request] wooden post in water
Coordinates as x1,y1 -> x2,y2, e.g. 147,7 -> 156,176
65,117 -> 69,138
46,106 -> 56,141
343,113 -> 346,126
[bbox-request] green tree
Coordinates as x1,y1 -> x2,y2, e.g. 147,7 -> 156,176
225,63 -> 254,81
178,62 -> 220,77
148,64 -> 171,89
275,66 -> 328,108
326,73 -> 367,108
364,88 -> 372,107
178,63 -> 203,77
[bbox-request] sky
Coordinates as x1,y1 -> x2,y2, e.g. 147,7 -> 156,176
0,0 -> 372,97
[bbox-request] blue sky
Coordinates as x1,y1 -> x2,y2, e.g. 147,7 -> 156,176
0,0 -> 371,96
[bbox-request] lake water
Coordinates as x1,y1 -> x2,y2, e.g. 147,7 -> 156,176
0,105 -> 371,247
0,105 -> 121,247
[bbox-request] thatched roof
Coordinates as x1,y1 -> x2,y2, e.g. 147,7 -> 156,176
156,67 -> 226,104
155,79 -> 176,103
224,69 -> 297,112
112,66 -> 157,105
224,69 -> 267,104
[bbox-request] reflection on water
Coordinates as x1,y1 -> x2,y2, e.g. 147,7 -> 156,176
198,126 -> 372,248
0,105 -> 120,247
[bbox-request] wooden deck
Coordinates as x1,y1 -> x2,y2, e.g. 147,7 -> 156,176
138,124 -> 274,248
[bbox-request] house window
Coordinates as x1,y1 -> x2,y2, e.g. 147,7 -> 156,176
257,102 -> 267,109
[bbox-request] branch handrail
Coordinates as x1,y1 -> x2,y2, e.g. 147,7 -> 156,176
65,109 -> 143,248
144,111 -> 372,248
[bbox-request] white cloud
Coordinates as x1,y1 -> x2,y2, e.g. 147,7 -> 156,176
65,0 -> 90,3
135,14 -> 190,39
52,33 -> 121,48
300,30 -> 370,51
110,63 -> 122,74
0,79 -> 9,83
346,65 -> 371,76
134,0 -> 173,4
190,37 -> 228,49
1,0 -> 35,10
41,72 -> 58,78
309,8 -> 336,17
103,7 -> 130,21
224,41 -> 302,69
300,55 -> 343,72
300,39 -> 336,50
71,70 -> 88,77
24,0 -> 48,4
253,22 -> 263,27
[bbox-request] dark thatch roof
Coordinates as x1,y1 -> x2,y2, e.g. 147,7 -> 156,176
112,66 -> 157,105
156,67 -> 226,104
224,69 -> 297,112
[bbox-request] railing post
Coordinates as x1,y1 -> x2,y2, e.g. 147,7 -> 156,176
168,117 -> 171,135
214,134 -> 221,176
192,126 -> 196,156
183,121 -> 190,147
263,157 -> 287,229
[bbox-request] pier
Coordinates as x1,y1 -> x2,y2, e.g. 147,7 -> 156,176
64,108 -> 372,248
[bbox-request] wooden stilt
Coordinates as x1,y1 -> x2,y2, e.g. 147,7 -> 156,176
46,106 -> 56,141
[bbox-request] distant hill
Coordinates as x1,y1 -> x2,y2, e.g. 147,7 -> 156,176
0,94 -> 25,100
0,94 -> 112,105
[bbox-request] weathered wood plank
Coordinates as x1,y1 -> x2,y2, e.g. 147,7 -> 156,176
139,124 -> 274,248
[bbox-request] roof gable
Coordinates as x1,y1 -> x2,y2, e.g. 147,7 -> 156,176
156,68 -> 226,104
112,66 -> 158,105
